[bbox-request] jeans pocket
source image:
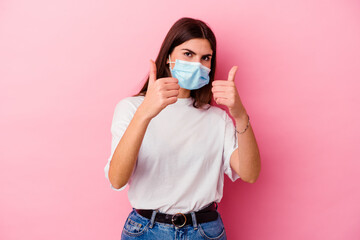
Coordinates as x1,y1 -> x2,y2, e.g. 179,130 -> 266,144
122,210 -> 150,237
198,214 -> 226,240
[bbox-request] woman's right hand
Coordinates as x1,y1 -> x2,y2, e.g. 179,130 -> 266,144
138,59 -> 180,119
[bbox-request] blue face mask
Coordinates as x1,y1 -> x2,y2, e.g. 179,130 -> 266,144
168,54 -> 211,90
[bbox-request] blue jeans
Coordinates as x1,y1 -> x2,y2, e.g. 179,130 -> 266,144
121,208 -> 227,240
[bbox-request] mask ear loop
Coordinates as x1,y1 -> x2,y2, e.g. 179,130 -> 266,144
169,54 -> 177,72
168,55 -> 171,71
168,54 -> 174,74
168,54 -> 174,67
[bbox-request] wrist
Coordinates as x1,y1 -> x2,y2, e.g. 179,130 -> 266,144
234,111 -> 248,124
235,113 -> 250,135
136,105 -> 154,122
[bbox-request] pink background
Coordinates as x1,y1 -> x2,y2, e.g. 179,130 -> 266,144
1,0 -> 359,239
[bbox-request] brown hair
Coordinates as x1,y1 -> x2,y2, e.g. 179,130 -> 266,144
132,17 -> 217,109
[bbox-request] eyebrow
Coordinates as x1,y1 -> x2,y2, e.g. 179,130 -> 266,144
181,48 -> 212,57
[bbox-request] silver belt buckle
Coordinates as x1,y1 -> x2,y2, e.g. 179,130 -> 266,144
171,212 -> 187,228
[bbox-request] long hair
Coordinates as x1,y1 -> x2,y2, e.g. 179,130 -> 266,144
132,17 -> 217,109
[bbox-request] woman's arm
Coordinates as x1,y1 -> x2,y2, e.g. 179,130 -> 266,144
230,114 -> 261,183
212,66 -> 261,183
108,60 -> 180,189
108,106 -> 152,189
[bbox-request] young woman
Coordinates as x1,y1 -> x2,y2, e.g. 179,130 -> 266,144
104,17 -> 261,240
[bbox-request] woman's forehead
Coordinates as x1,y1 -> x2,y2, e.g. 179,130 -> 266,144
176,39 -> 213,54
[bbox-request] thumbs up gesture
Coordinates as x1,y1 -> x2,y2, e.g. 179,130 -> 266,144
211,66 -> 247,119
138,59 -> 180,119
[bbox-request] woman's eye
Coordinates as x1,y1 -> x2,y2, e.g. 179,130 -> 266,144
203,56 -> 210,61
184,52 -> 192,57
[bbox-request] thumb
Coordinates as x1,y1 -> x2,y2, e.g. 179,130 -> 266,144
228,66 -> 238,82
148,59 -> 157,87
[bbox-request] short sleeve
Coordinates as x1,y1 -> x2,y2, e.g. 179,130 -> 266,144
223,112 -> 240,182
104,98 -> 136,191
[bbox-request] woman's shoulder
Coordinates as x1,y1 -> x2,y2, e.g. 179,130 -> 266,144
116,95 -> 145,107
113,95 -> 145,115
204,104 -> 229,121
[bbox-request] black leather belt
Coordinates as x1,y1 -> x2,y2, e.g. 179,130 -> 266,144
135,202 -> 218,228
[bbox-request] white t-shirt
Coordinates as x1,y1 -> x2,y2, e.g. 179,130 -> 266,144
104,95 -> 240,214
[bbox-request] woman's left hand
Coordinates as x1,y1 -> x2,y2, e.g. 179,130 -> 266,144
211,66 -> 247,120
